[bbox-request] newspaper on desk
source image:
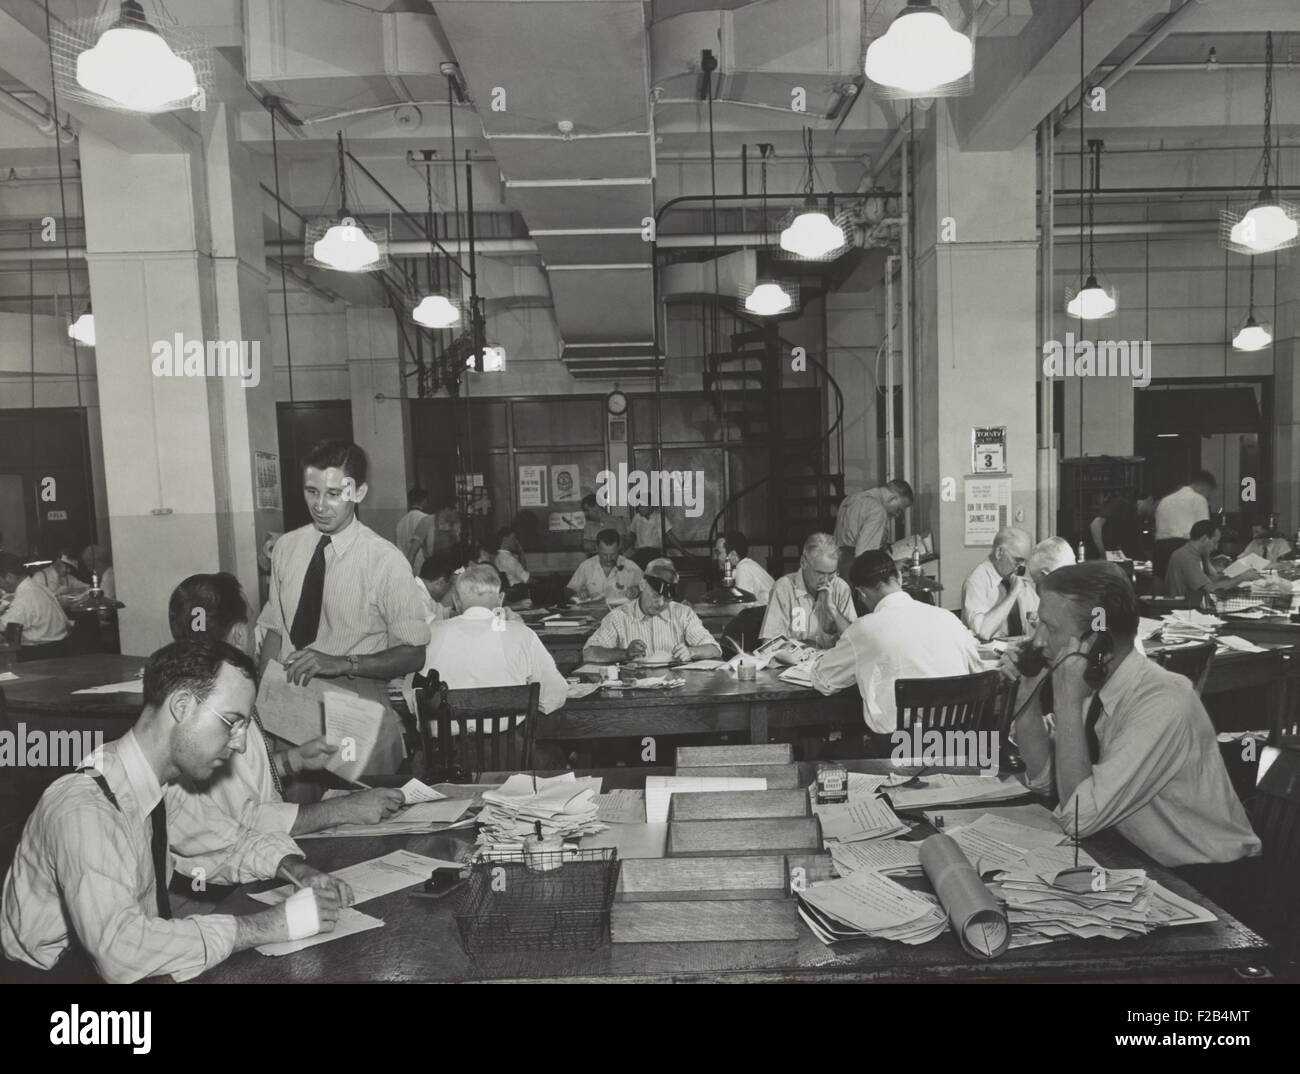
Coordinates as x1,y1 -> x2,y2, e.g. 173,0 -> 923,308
476,771 -> 606,850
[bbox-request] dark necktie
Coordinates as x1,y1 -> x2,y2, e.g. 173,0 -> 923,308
150,799 -> 172,920
290,535 -> 331,649
1002,577 -> 1023,636
1084,692 -> 1105,765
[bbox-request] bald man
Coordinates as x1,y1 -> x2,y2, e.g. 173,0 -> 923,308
961,527 -> 1039,641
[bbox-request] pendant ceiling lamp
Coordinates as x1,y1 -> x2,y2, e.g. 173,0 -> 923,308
778,129 -> 847,261
1065,3 -> 1116,320
52,0 -> 210,114
864,0 -> 974,99
67,311 -> 95,347
1232,258 -> 1272,352
741,146 -> 797,317
1220,33 -> 1298,255
411,130 -> 461,331
305,133 -> 388,273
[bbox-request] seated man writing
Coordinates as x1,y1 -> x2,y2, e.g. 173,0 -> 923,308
759,532 -> 857,651
1002,562 -> 1260,867
584,558 -> 721,664
564,528 -> 643,605
168,573 -> 405,849
1,639 -> 353,983
811,551 -> 983,753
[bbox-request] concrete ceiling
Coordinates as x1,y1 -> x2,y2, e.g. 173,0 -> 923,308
2,0 -> 1300,372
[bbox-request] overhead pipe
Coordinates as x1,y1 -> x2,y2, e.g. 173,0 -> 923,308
0,86 -> 74,143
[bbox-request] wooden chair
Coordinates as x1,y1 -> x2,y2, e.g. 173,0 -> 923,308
722,606 -> 767,653
412,670 -> 538,782
1247,743 -> 1300,962
894,669 -> 1004,733
1151,639 -> 1216,696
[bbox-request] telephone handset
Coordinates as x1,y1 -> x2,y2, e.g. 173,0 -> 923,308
1015,630 -> 1112,684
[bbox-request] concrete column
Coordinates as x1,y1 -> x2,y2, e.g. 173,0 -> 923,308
912,104 -> 1039,596
347,307 -> 410,543
79,103 -> 281,655
1274,255 -> 1300,535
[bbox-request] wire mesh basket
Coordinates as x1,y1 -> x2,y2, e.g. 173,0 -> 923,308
455,848 -> 620,953
1216,590 -> 1297,615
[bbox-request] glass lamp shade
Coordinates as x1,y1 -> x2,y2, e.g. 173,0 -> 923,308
312,222 -> 382,272
75,24 -> 198,112
864,4 -> 973,96
67,313 -> 96,346
744,282 -> 793,317
1229,201 -> 1299,254
1232,315 -> 1272,352
412,294 -> 460,329
779,210 -> 846,259
1066,275 -> 1117,319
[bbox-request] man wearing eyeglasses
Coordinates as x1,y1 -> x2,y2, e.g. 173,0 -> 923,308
583,559 -> 721,664
961,527 -> 1038,642
1,639 -> 353,983
759,532 -> 857,651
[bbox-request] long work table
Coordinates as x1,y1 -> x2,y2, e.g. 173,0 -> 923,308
193,762 -> 1269,984
4,623 -> 1299,749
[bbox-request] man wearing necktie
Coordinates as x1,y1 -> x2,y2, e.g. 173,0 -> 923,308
1,639 -> 352,983
960,527 -> 1037,642
998,563 -> 1259,869
257,441 -> 430,775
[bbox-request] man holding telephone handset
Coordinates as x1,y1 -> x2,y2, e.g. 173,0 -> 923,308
998,562 -> 1259,868
961,527 -> 1038,641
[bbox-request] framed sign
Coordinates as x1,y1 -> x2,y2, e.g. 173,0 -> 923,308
972,427 -> 1007,474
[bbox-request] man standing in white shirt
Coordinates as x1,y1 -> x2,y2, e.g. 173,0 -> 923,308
1153,470 -> 1215,579
0,553 -> 72,654
1,639 -> 353,983
833,479 -> 914,573
961,527 -> 1038,641
423,565 -> 568,717
565,529 -> 643,604
714,530 -> 775,605
256,440 -> 430,775
396,487 -> 430,564
811,551 -> 982,753
1003,562 -> 1259,867
626,504 -> 688,566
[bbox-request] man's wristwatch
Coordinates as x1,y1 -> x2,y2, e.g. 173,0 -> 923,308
347,653 -> 360,676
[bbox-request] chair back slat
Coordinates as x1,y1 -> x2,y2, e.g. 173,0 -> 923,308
894,670 -> 1002,734
413,673 -> 539,781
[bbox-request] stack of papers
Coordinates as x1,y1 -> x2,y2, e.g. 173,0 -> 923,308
812,795 -> 909,844
565,681 -> 602,700
883,774 -> 1028,811
475,771 -> 606,846
299,797 -> 471,839
777,663 -> 816,688
798,868 -> 948,946
1225,553 -> 1269,578
1161,610 -> 1223,641
828,839 -> 923,878
593,788 -> 645,824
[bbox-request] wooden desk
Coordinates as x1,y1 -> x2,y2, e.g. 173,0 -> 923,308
1,653 -> 144,731
196,762 -> 1268,984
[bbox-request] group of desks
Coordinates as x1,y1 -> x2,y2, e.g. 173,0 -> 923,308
6,616 -> 1299,752
188,762 -> 1268,983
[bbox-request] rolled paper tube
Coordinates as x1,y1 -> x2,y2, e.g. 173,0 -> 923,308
918,833 -> 1010,959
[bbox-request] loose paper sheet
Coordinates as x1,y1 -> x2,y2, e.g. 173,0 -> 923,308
323,690 -> 385,783
72,678 -> 144,695
251,849 -> 457,907
254,660 -> 325,745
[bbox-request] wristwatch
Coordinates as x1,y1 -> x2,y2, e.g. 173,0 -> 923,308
348,653 -> 360,676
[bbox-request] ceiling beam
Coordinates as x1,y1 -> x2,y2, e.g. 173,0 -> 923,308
953,0 -> 1170,151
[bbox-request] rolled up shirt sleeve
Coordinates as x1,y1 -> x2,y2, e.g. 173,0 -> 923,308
1054,704 -> 1189,838
376,550 -> 433,648
759,580 -> 793,640
586,609 -> 625,649
50,808 -> 241,984
680,607 -> 720,651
